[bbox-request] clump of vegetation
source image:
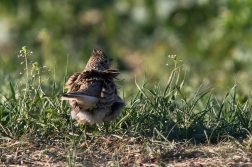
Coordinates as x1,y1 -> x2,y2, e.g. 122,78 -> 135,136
122,54 -> 252,142
0,46 -> 65,139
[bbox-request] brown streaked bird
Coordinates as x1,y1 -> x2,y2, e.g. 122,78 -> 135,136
61,48 -> 125,125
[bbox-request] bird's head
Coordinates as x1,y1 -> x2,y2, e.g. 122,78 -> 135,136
84,48 -> 113,71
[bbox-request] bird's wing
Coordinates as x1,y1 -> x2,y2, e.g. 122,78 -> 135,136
82,69 -> 120,79
78,69 -> 120,105
61,93 -> 99,109
77,75 -> 103,97
63,69 -> 120,108
66,71 -> 103,97
103,96 -> 125,121
96,78 -> 118,108
65,72 -> 81,92
103,69 -> 120,78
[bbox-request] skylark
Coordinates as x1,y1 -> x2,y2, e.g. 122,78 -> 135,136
61,48 -> 125,125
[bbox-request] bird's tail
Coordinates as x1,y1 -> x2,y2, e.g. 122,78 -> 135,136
61,92 -> 99,108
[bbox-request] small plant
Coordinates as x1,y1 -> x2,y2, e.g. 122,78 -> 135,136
0,47 -> 66,139
112,55 -> 252,142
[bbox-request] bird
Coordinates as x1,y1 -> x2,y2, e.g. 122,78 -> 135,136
62,69 -> 123,123
61,48 -> 125,126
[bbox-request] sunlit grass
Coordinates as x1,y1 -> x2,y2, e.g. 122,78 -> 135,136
0,47 -> 251,166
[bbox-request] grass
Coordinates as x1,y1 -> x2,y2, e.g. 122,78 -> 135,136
0,47 -> 252,166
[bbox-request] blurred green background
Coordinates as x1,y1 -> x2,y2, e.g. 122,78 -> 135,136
1,0 -> 252,98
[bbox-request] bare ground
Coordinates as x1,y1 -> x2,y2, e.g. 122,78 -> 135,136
1,134 -> 252,167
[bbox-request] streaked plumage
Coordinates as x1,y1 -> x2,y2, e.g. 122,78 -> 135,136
62,69 -> 120,111
61,48 -> 125,125
84,48 -> 113,71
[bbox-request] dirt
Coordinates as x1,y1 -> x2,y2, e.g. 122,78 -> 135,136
0,135 -> 252,167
